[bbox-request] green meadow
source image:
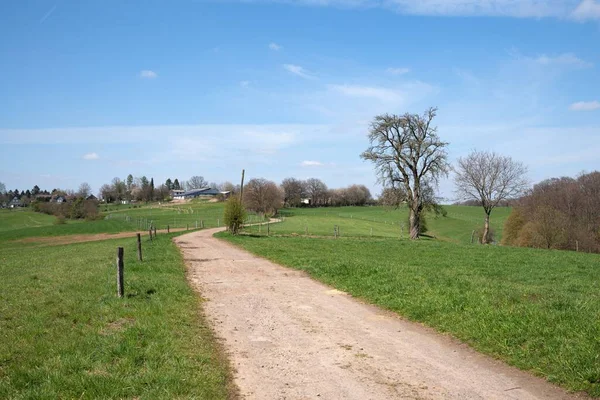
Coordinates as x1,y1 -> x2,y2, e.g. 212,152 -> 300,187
0,208 -> 236,399
222,204 -> 600,397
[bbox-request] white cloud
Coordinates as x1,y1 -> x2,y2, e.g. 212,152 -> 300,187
139,70 -> 158,79
237,0 -> 579,18
82,152 -> 99,160
301,160 -> 324,167
569,100 -> 600,111
533,53 -> 592,68
327,84 -> 403,103
283,64 -> 315,79
269,42 -> 282,51
571,0 -> 600,20
386,67 -> 410,75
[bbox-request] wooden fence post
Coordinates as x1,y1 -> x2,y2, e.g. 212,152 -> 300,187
470,230 -> 475,244
149,228 -> 153,241
117,247 -> 124,298
137,233 -> 143,262
267,221 -> 270,236
167,225 -> 170,233
334,225 -> 337,239
154,226 -> 157,237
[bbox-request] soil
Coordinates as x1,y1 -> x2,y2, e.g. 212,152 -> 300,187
175,228 -> 585,400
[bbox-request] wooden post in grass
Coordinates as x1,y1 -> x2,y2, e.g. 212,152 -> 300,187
470,230 -> 475,244
137,233 -> 143,262
167,225 -> 170,233
154,226 -> 157,237
149,228 -> 153,241
267,221 -> 270,236
117,247 -> 124,298
334,225 -> 338,239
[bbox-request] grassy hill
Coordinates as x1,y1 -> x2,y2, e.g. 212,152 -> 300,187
266,205 -> 511,244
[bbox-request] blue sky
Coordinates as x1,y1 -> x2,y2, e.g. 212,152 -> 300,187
1,0 -> 599,199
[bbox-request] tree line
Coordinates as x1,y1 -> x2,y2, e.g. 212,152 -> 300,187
502,171 -> 600,253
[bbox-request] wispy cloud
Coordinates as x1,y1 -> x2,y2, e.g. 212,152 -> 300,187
269,42 -> 282,51
533,53 -> 592,68
571,0 -> 600,20
569,100 -> 600,111
301,160 -> 324,167
240,80 -> 251,88
139,70 -> 158,79
327,84 -> 403,103
283,64 -> 315,79
386,67 -> 410,75
235,0 -> 583,19
82,152 -> 99,160
40,4 -> 57,23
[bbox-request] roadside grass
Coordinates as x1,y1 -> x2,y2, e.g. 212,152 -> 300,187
265,205 -> 511,243
0,209 -> 57,231
218,233 -> 600,397
0,232 -> 235,399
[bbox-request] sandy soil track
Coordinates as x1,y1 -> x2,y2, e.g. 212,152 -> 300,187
175,228 -> 584,400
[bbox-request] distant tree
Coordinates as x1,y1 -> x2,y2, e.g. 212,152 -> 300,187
150,178 -> 155,201
454,150 -> 528,244
78,182 -> 92,198
187,176 -> 207,190
305,178 -> 328,206
25,189 -> 32,198
173,179 -> 181,190
281,178 -> 306,207
243,178 -> 284,216
379,187 -> 407,207
165,178 -> 173,190
100,184 -> 115,203
220,181 -> 238,194
31,185 -> 40,196
111,177 -> 126,202
361,108 -> 449,239
126,174 -> 134,191
0,182 -> 5,194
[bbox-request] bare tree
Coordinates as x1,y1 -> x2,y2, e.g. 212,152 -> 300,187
305,178 -> 328,206
361,108 -> 449,239
243,178 -> 284,216
454,150 -> 528,244
281,178 -> 306,207
77,182 -> 92,198
187,176 -> 208,190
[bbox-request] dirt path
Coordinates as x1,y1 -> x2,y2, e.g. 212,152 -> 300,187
175,228 -> 583,400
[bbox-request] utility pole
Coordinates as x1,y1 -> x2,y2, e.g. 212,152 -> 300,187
240,169 -> 245,202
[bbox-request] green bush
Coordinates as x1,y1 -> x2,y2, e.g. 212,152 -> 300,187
224,196 -> 246,235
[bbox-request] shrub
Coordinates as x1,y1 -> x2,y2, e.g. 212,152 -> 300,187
224,196 -> 246,235
501,207 -> 527,246
54,216 -> 66,225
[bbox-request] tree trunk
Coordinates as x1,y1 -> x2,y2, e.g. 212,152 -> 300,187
409,207 -> 420,240
482,213 -> 490,244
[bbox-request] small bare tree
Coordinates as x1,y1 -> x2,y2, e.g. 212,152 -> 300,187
361,107 -> 449,239
454,150 -> 528,244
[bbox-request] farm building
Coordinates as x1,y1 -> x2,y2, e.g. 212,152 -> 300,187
86,194 -> 98,201
173,188 -> 229,200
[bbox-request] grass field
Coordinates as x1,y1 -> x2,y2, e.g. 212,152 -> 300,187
0,208 -> 236,399
0,209 -> 57,232
219,232 -> 600,397
247,205 -> 511,244
104,201 -> 265,231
